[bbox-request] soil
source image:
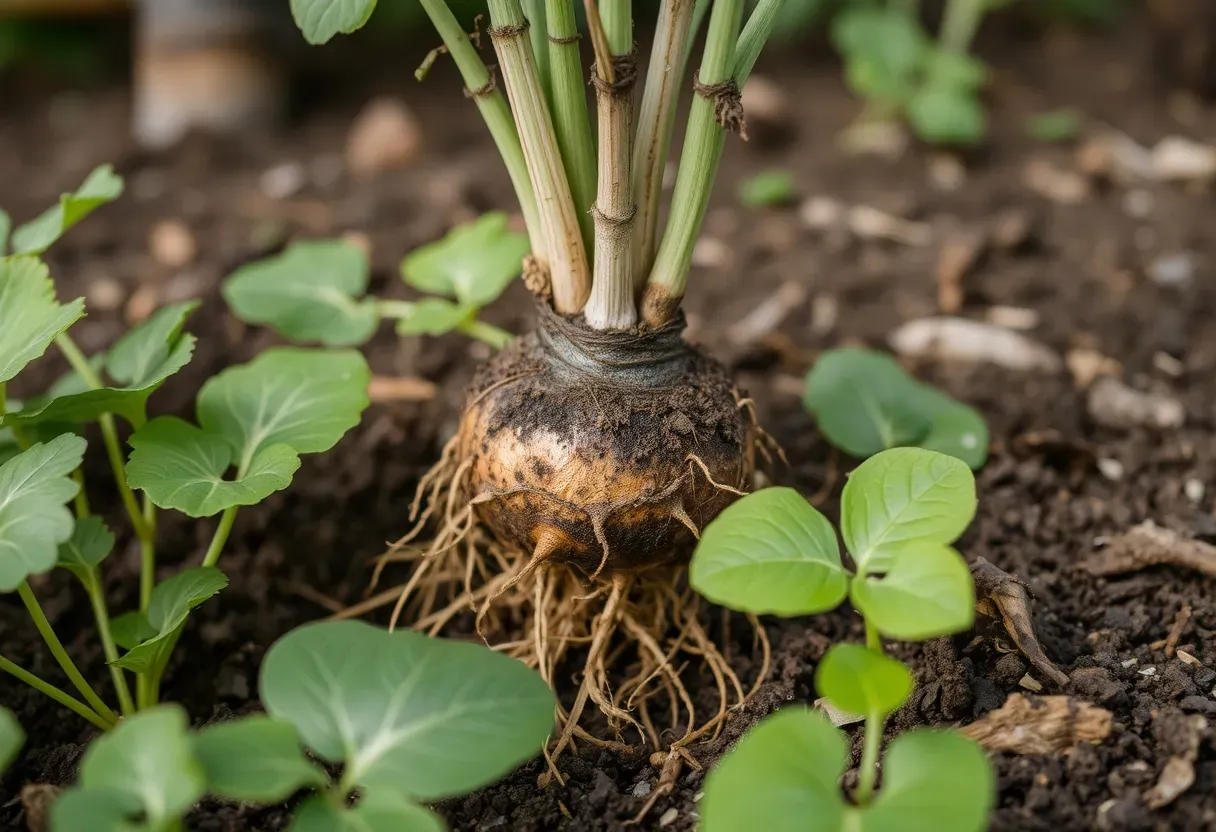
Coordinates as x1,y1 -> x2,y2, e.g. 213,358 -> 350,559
3,8 -> 1216,832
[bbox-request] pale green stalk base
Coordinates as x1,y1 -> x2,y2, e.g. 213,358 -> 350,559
855,710 -> 883,804
545,0 -> 596,251
523,0 -> 550,92
734,0 -> 787,84
417,0 -> 544,258
0,654 -> 113,731
18,581 -> 118,725
489,0 -> 591,314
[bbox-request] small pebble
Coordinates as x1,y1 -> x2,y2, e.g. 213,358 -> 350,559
149,220 -> 197,268
927,153 -> 967,192
659,808 -> 679,828
1067,348 -> 1121,388
800,196 -> 844,229
1122,658 -> 1139,668
1148,252 -> 1196,289
1151,135 -> 1216,181
810,294 -> 839,337
1097,458 -> 1124,481
1122,189 -> 1154,219
1154,352 -> 1186,377
631,781 -> 651,798
260,161 -> 306,200
1177,650 -> 1201,667
889,317 -> 1062,372
1019,673 -> 1043,692
1087,376 -> 1185,430
125,285 -> 157,324
692,237 -> 730,269
1023,158 -> 1089,204
346,97 -> 423,177
1184,479 -> 1205,504
86,276 -> 125,312
1138,666 -> 1157,676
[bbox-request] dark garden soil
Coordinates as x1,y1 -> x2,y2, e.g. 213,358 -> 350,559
3,9 -> 1216,831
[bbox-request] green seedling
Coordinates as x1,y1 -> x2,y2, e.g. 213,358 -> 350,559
689,446 -> 993,830
222,213 -> 522,350
831,0 -> 996,145
739,170 -> 798,207
0,706 -> 22,774
804,347 -> 988,469
0,167 -> 370,733
50,620 -> 556,832
1025,107 -> 1083,143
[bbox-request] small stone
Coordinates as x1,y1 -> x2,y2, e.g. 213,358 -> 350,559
1097,458 -> 1124,481
1023,158 -> 1089,204
631,780 -> 652,798
260,161 -> 305,200
800,196 -> 844,229
1122,658 -> 1139,668
1067,348 -> 1121,388
86,276 -> 125,312
1019,673 -> 1043,692
1122,188 -> 1154,219
1177,651 -> 1202,667
1184,480 -> 1205,504
1154,352 -> 1186,377
692,237 -> 730,269
124,285 -> 157,325
1148,252 -> 1196,289
810,294 -> 839,337
847,205 -> 932,246
149,220 -> 197,268
659,808 -> 679,827
838,119 -> 909,159
928,153 -> 966,192
346,97 -> 423,177
888,317 -> 1063,372
1151,135 -> 1216,181
1087,376 -> 1185,430
990,209 -> 1034,250
1139,666 -> 1157,676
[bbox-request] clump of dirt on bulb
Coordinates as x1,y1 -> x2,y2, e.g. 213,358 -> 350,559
368,298 -> 774,777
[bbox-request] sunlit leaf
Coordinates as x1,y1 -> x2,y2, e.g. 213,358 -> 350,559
0,706 -> 22,773
11,164 -> 124,255
860,730 -> 993,832
222,241 -> 380,347
292,790 -> 446,832
907,84 -> 986,145
393,298 -> 477,338
260,620 -> 554,801
194,716 -> 324,803
0,256 -> 85,384
850,542 -> 975,640
401,213 -> 529,308
739,170 -> 797,207
113,568 -> 228,672
126,417 -> 300,517
700,708 -> 848,832
840,447 -> 976,574
290,0 -> 379,44
0,434 -> 86,591
815,644 -> 912,719
690,487 -> 849,617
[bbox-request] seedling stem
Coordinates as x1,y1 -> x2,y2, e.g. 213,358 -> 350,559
940,0 -> 984,54
0,654 -> 113,731
84,572 -> 136,716
545,0 -> 597,250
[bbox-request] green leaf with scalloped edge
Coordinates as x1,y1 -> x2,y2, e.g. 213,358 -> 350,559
0,434 -> 86,592
290,0 -> 379,45
394,298 -> 478,338
402,213 -> 530,309
112,568 -> 228,672
0,256 -> 85,384
11,164 -> 124,255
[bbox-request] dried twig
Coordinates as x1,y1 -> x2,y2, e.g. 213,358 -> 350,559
1084,521 -> 1216,577
972,558 -> 1070,686
961,694 -> 1112,754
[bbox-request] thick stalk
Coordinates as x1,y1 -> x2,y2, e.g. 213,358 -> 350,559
679,0 -> 712,82
0,655 -> 112,731
417,0 -> 544,257
643,0 -> 745,326
18,581 -> 119,725
545,0 -> 597,249
488,0 -> 592,314
523,0 -> 550,94
84,573 -> 136,716
734,0 -> 786,84
864,618 -> 882,652
583,0 -> 638,329
633,0 -> 697,281
939,0 -> 984,55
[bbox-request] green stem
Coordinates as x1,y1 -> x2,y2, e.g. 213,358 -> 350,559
71,470 -> 90,517
488,0 -> 592,314
939,0 -> 984,54
139,497 -> 156,610
18,581 -> 118,725
458,319 -> 515,349
733,0 -> 786,84
865,618 -> 882,653
545,0 -> 597,251
0,654 -> 113,731
854,710 -> 883,805
600,0 -> 632,55
680,0 -> 712,81
84,573 -> 136,716
523,0 -> 550,95
644,0 -> 744,325
202,506 -> 238,569
416,0 -> 544,257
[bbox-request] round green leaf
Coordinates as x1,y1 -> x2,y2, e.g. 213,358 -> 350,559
905,384 -> 988,470
850,543 -> 975,640
0,434 -> 86,591
860,729 -> 994,832
394,298 -> 477,338
126,417 -> 301,517
11,164 -> 124,256
739,171 -> 797,207
260,620 -> 555,801
700,708 -> 848,832
113,567 -> 228,672
290,0 -> 379,45
907,85 -> 986,145
56,515 -> 115,583
0,256 -> 85,384
690,487 -> 849,617
194,716 -> 324,803
222,241 -> 380,347
197,348 -> 371,463
75,705 -> 205,827
292,789 -> 446,832
401,213 -> 530,309
0,706 -> 23,773
815,644 -> 913,719
841,447 -> 976,574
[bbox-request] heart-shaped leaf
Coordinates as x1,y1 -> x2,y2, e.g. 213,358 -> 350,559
194,716 -> 324,803
11,164 -> 124,256
393,298 -> 477,338
0,706 -> 22,773
53,705 -> 204,831
860,730 -> 993,832
260,620 -> 555,801
851,542 -> 975,640
222,241 -> 380,347
56,515 -> 115,584
815,644 -> 912,719
401,213 -> 530,309
292,790 -> 446,832
841,447 -> 976,574
690,487 -> 849,616
290,0 -> 379,44
0,256 -> 85,384
700,708 -> 848,832
198,348 -> 371,464
0,434 -> 86,591
804,348 -> 987,469
113,567 -> 228,672
126,417 -> 300,517
5,302 -> 197,429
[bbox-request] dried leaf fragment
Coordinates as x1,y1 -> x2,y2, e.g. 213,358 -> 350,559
961,694 -> 1112,754
1084,521 -> 1216,578
972,557 -> 1070,686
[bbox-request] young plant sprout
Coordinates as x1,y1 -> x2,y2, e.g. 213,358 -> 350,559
689,447 -> 995,830
0,167 -> 370,728
49,621 -> 556,832
288,0 -> 788,765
